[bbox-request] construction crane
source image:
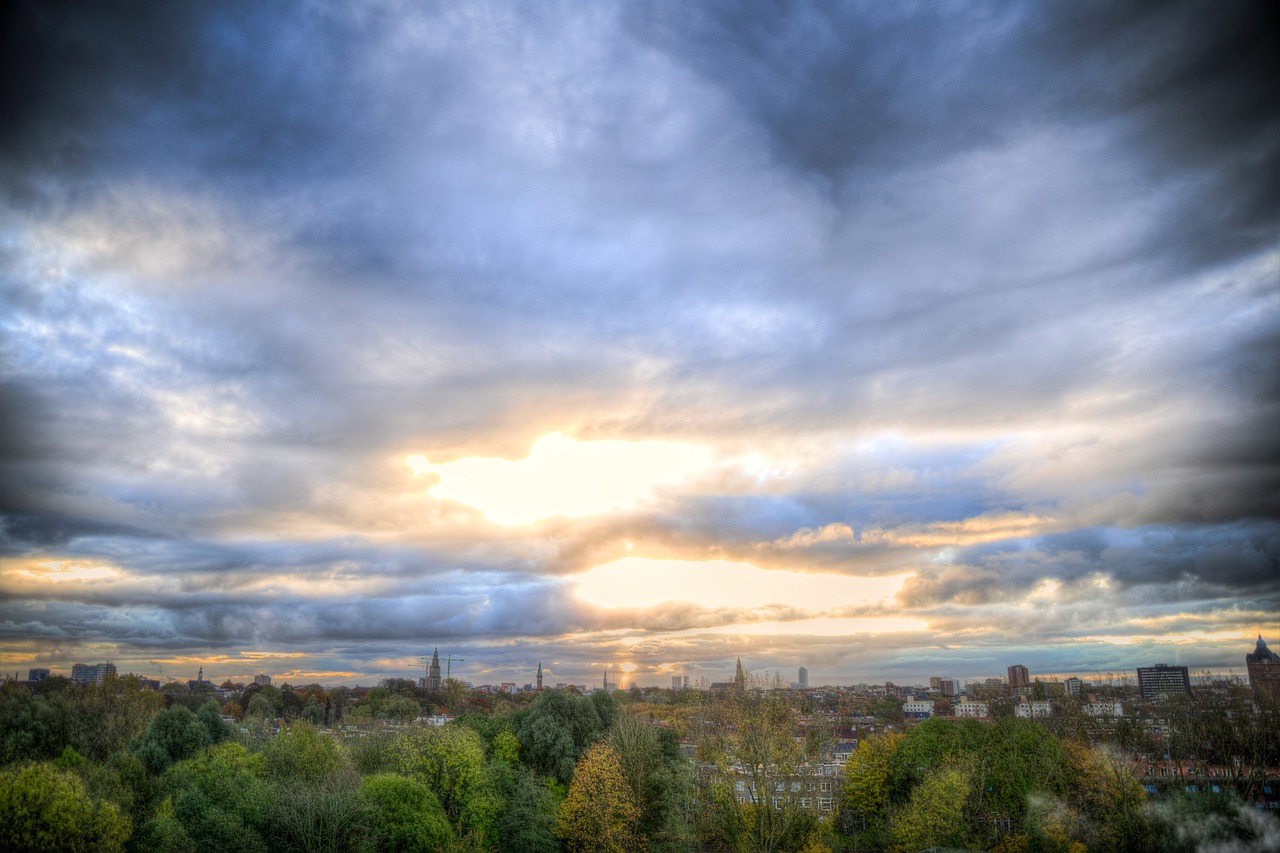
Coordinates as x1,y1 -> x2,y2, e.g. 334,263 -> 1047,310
419,654 -> 466,681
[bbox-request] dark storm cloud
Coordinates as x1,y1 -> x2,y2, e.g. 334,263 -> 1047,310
626,0 -> 1279,260
2,0 -> 1276,681
897,520 -> 1280,608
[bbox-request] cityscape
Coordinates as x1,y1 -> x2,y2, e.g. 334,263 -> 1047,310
2,0 -> 1277,850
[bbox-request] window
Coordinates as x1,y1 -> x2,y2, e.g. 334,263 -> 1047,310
818,797 -> 833,811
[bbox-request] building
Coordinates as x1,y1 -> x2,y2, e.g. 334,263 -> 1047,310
798,667 -> 808,690
1015,701 -> 1052,718
734,658 -> 745,690
253,673 -> 272,686
536,661 -> 543,691
1008,664 -> 1030,693
903,700 -> 934,719
938,678 -> 958,696
27,668 -> 50,682
1246,635 -> 1280,702
953,701 -> 989,718
186,665 -> 208,692
70,662 -> 117,685
1064,677 -> 1082,696
1136,664 -> 1191,699
425,649 -> 442,692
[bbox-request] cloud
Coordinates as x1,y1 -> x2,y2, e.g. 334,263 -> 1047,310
0,0 -> 1275,684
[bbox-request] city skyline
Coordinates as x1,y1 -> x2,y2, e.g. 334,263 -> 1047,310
2,3 -> 1277,687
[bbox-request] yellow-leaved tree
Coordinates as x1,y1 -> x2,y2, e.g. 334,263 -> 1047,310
554,742 -> 642,853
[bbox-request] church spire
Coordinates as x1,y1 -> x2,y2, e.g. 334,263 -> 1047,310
734,657 -> 745,690
537,661 -> 543,691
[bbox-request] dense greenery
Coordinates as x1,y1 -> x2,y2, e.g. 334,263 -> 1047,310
0,674 -> 1275,851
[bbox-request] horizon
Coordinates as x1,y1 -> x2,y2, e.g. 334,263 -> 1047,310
2,3 -> 1277,690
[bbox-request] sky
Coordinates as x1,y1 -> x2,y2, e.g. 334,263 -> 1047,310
1,0 -> 1277,689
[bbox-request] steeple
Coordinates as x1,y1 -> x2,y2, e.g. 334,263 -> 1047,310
427,648 -> 442,691
198,666 -> 203,683
603,670 -> 609,692
734,657 -> 745,690
537,661 -> 543,691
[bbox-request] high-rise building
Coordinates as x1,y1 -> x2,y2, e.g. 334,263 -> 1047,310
1065,677 -> 1083,696
672,675 -> 682,690
1246,636 -> 1280,701
939,678 -> 958,696
27,668 -> 50,682
71,662 -> 116,685
798,667 -> 808,689
1136,664 -> 1191,699
1008,664 -> 1030,693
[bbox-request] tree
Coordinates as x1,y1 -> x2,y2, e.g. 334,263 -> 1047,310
357,773 -> 453,852
142,742 -> 272,852
69,671 -> 167,758
393,724 -> 500,844
0,762 -> 132,852
264,722 -> 349,782
0,685 -> 72,763
271,767 -> 366,853
839,732 -> 900,839
888,765 -> 973,852
492,763 -> 562,853
129,704 -> 215,774
555,742 -> 642,853
700,679 -> 828,853
517,689 -> 603,784
382,694 -> 421,722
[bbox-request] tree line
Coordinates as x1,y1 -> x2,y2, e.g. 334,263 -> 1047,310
1,674 -> 1277,851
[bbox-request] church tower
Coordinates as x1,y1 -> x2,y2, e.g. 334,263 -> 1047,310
537,661 -> 543,691
427,648 -> 442,691
734,657 -> 745,691
603,670 -> 609,692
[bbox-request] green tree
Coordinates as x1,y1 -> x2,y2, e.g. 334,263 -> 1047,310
272,768 -> 366,853
263,722 -> 348,782
393,724 -> 500,844
382,694 -> 421,722
129,705 -> 215,774
357,773 -> 453,852
888,764 -> 973,852
517,689 -> 603,784
0,762 -> 132,852
555,742 -> 642,853
0,685 -> 72,763
141,741 -> 273,853
492,763 -> 562,853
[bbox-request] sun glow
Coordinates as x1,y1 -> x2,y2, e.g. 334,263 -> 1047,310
574,557 -> 911,612
407,432 -> 710,524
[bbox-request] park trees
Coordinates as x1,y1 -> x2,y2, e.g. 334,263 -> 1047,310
0,762 -> 131,852
516,688 -> 603,784
554,742 -> 642,853
357,773 -> 453,852
838,731 -> 900,842
393,723 -> 500,845
700,680 -> 831,853
129,702 -> 227,774
140,741 -> 272,852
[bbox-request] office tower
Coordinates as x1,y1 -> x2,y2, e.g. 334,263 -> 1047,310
798,667 -> 808,689
27,668 -> 50,682
1136,664 -> 1191,699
